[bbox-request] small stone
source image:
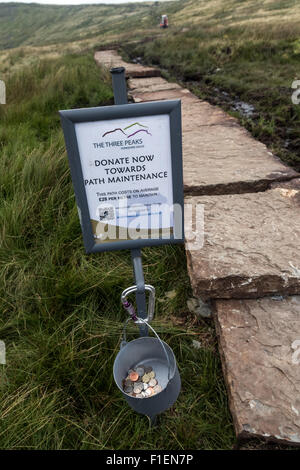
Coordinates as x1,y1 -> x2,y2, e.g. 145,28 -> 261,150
187,298 -> 212,318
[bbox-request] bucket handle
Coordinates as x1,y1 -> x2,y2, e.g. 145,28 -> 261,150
122,317 -> 171,381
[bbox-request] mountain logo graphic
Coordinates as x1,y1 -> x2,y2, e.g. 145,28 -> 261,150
102,122 -> 152,138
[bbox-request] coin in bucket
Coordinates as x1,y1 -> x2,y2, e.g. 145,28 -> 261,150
123,364 -> 162,398
113,320 -> 181,419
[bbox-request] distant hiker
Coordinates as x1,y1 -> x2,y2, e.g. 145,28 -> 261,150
160,15 -> 168,28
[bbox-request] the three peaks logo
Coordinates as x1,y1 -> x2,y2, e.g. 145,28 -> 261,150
102,122 -> 152,139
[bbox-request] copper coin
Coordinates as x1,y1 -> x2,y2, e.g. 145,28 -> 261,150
146,387 -> 154,397
129,371 -> 139,382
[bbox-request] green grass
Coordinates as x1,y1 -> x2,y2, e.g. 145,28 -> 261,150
0,52 -> 234,449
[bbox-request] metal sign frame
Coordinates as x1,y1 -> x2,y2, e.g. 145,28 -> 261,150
59,99 -> 184,254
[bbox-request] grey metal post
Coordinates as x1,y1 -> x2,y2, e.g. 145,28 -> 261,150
110,67 -> 128,105
110,67 -> 148,337
131,249 -> 148,337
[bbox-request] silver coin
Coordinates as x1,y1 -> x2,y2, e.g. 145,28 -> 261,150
124,379 -> 133,387
141,391 -> 147,398
149,378 -> 157,387
144,366 -> 153,374
135,366 -> 145,376
153,385 -> 162,394
124,385 -> 133,393
134,386 -> 143,394
136,393 -> 143,398
143,383 -> 148,390
145,388 -> 152,397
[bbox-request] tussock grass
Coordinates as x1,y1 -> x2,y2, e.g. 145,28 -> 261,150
0,52 -> 234,449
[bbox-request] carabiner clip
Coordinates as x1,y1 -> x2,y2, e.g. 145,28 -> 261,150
121,285 -> 155,324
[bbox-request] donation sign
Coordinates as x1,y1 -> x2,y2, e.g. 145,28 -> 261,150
60,101 -> 183,253
76,114 -> 173,242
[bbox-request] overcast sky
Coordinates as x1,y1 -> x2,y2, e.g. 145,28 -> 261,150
0,0 -> 160,4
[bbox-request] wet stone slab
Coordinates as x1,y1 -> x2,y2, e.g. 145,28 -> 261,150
185,179 -> 300,299
94,50 -> 160,77
182,124 -> 298,195
214,296 -> 300,446
128,76 -> 181,94
130,87 -> 199,104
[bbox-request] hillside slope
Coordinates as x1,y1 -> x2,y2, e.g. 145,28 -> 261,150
1,0 -> 299,51
0,1 -> 182,50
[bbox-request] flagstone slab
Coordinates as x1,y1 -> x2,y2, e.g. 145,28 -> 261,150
128,76 -> 181,93
185,180 -> 300,299
94,50 -> 160,77
182,125 -> 298,195
214,296 -> 300,446
130,87 -> 199,104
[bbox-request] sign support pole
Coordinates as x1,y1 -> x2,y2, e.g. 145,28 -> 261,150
110,67 -> 148,337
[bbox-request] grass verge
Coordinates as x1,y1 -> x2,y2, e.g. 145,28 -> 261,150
0,51 -> 234,449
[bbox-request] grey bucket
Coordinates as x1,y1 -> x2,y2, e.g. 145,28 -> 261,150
113,319 -> 181,419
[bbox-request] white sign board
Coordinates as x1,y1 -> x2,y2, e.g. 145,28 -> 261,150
60,100 -> 183,253
75,114 -> 174,243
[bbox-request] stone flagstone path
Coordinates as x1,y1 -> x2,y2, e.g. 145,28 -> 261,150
95,50 -> 300,446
